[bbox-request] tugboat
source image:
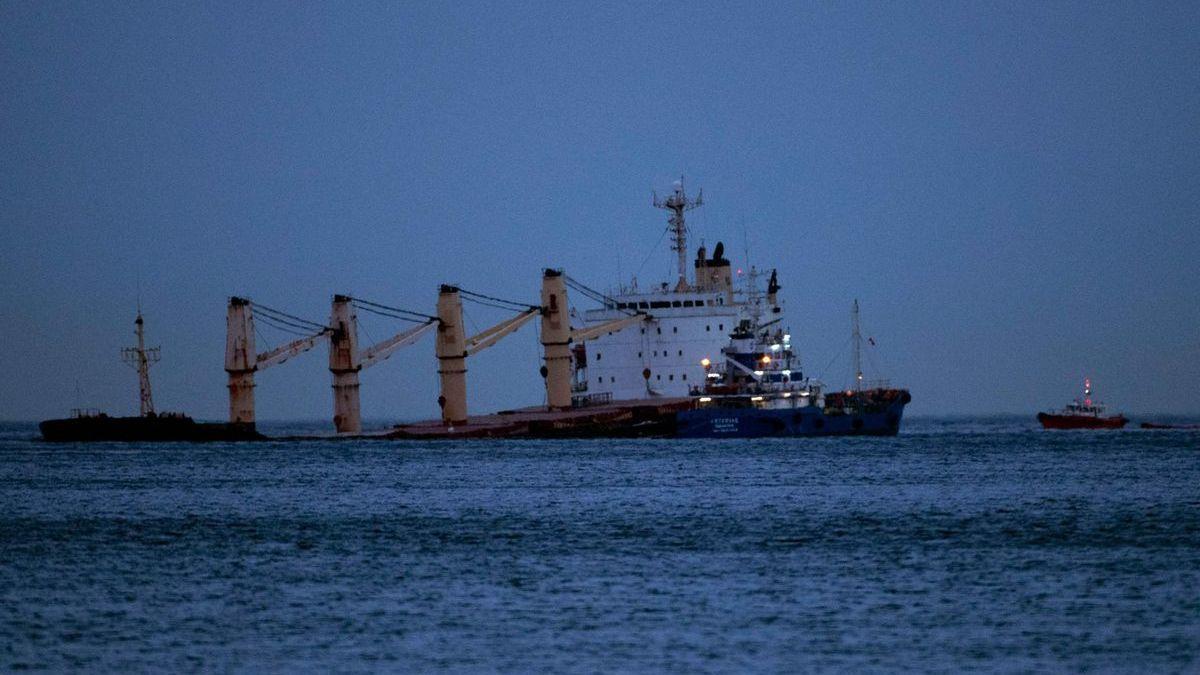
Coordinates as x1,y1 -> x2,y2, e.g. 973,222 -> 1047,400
675,297 -> 910,438
1037,378 -> 1127,430
39,309 -> 262,442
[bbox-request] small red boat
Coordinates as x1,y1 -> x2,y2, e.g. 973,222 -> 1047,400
1037,378 -> 1127,430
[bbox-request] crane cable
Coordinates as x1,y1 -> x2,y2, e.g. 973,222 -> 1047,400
250,301 -> 328,333
563,274 -> 639,317
457,288 -> 539,313
349,297 -> 438,323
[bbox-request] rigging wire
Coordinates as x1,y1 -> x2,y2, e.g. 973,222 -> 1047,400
563,274 -> 638,317
457,287 -> 538,311
633,227 -> 669,281
254,311 -> 321,334
813,334 -> 853,383
253,324 -> 273,351
357,311 -> 376,348
256,313 -> 319,338
249,301 -> 327,331
353,302 -> 431,324
460,296 -> 535,313
349,297 -> 438,322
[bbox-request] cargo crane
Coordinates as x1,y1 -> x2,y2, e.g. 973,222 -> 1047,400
435,285 -> 542,426
224,297 -> 331,428
328,295 -> 438,434
540,269 -> 649,410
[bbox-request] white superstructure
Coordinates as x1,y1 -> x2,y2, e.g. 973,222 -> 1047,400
576,180 -> 785,401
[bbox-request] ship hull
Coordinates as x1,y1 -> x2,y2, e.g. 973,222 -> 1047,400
39,415 -> 264,442
674,398 -> 907,438
1036,413 -> 1127,430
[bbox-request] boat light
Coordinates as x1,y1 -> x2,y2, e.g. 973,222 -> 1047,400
750,396 -> 764,402
754,370 -> 764,377
700,357 -> 711,368
699,397 -> 712,403
770,344 -> 781,352
782,392 -> 792,398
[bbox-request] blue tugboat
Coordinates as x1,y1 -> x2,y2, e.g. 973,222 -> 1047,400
675,298 -> 910,438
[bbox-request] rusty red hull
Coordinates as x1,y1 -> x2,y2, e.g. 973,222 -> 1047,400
1037,412 -> 1127,429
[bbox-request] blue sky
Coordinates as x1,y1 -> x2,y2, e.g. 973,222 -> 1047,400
2,1 -> 1197,421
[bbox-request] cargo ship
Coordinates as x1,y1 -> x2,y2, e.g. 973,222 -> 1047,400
39,310 -> 262,442
570,180 -> 909,438
1037,378 -> 1127,429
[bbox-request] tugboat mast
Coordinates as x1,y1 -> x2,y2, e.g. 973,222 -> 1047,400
653,178 -> 703,291
121,310 -> 161,416
852,299 -> 863,393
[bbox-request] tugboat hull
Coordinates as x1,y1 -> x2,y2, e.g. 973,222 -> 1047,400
675,398 -> 908,438
1037,413 -> 1127,430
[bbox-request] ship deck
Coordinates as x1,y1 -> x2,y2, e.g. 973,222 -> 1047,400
389,397 -> 696,439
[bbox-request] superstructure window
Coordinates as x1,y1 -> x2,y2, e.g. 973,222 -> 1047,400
706,325 -> 710,332
718,324 -> 724,331
671,301 -> 681,307
596,352 -> 601,360
678,350 -> 682,356
672,327 -> 677,333
639,302 -> 649,309
683,300 -> 694,307
656,327 -> 661,334
669,374 -> 674,381
682,374 -> 687,381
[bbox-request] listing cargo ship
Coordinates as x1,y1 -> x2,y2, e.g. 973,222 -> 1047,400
571,180 -> 910,438
39,311 -> 262,442
1037,378 -> 1127,430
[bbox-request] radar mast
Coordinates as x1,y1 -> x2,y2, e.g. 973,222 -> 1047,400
852,299 -> 863,393
121,309 -> 161,416
653,178 -> 703,292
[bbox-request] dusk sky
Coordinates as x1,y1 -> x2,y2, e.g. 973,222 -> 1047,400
2,1 -> 1197,421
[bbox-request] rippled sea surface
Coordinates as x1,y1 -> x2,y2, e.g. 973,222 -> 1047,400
1,417 -> 1198,672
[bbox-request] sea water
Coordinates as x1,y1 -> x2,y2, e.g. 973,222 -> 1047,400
1,418 -> 1197,671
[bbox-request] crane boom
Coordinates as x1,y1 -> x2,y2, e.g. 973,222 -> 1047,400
725,354 -> 762,380
464,308 -> 539,356
359,320 -> 437,369
256,330 -> 330,370
570,313 -> 648,343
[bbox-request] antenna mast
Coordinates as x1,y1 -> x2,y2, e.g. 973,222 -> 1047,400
653,177 -> 703,291
852,299 -> 863,393
121,310 -> 161,416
